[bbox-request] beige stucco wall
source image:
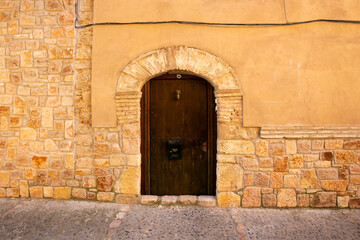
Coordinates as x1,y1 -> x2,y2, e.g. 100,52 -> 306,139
92,23 -> 360,127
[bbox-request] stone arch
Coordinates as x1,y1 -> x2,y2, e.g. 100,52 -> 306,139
116,46 -> 241,93
115,46 -> 244,204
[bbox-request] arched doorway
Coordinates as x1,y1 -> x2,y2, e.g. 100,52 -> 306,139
141,73 -> 217,195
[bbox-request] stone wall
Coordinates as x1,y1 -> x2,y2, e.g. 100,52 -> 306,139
0,0 -> 359,208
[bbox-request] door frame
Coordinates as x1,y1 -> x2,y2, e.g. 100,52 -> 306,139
140,73 -> 217,195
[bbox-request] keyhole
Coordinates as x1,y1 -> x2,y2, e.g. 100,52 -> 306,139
176,90 -> 181,100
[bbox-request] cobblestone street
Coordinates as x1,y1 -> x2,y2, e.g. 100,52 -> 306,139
0,198 -> 359,240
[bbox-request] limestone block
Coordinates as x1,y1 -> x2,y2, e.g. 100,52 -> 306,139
311,192 -> 337,207
0,188 -> 5,198
349,198 -> 360,209
218,192 -> 240,207
300,169 -> 321,189
44,139 -> 58,152
20,181 -> 29,198
335,151 -> 357,164
277,189 -> 297,207
161,196 -> 178,205
82,176 -> 96,188
127,155 -> 141,166
218,140 -> 255,155
322,152 -> 333,161
0,95 -> 12,104
53,187 -> 71,199
30,186 -> 43,198
350,176 -> 360,185
122,138 -> 140,155
217,163 -> 243,192
254,173 -> 270,187
97,192 -> 115,202
242,187 -> 261,207
94,143 -> 111,155
43,187 -> 53,198
312,140 -> 324,150
114,167 -> 140,194
259,158 -> 273,168
110,155 -> 126,166
140,195 -> 158,205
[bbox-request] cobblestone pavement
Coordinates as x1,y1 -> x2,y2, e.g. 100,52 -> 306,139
0,199 -> 359,240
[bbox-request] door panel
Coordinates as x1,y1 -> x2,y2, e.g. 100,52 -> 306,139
141,74 -> 216,195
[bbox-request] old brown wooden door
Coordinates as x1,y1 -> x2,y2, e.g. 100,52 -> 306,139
141,74 -> 216,195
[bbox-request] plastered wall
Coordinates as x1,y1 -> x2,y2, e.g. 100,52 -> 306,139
92,0 -> 360,127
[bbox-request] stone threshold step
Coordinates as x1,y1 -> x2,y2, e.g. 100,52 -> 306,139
141,195 -> 216,207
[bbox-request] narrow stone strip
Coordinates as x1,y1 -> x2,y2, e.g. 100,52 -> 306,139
229,208 -> 249,240
104,205 -> 130,240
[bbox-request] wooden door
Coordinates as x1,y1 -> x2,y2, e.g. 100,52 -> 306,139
141,74 -> 216,195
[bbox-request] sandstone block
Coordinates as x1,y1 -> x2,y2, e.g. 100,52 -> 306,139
97,175 -> 113,192
0,172 -> 10,187
243,172 -> 254,186
76,158 -> 93,168
217,163 -> 243,191
41,107 -> 53,128
94,143 -> 111,155
242,187 -> 261,207
32,156 -> 48,169
140,195 -> 158,205
82,176 -> 96,188
20,50 -> 33,67
97,192 -> 115,202
277,189 -> 297,207
297,194 -> 310,207
258,158 -> 273,168
349,198 -> 360,208
286,140 -> 297,154
122,138 -> 140,155
350,175 -> 360,185
218,192 -> 240,207
198,196 -> 216,207
43,187 -> 53,198
53,187 -> 71,199
325,140 -> 343,150
335,151 -> 356,164
289,155 -> 304,169
114,167 -> 140,194
20,180 -> 29,198
179,195 -> 197,205
344,140 -> 360,150
116,194 -> 138,204
241,156 -> 258,170
44,139 -> 58,152
7,188 -> 20,198
218,140 -> 255,155
13,97 -> 27,115
316,169 -> 338,180
161,196 -> 178,205
337,196 -> 349,208
20,127 -> 37,140
269,143 -> 285,156
311,192 -> 337,207
72,188 -> 86,199
30,186 -> 43,198
284,175 -> 299,188
271,172 -> 283,188
254,172 -> 270,187
274,156 -> 289,172
110,155 -> 126,166
297,140 -> 311,153
263,194 -> 276,207
312,140 -> 324,150
300,169 -> 321,189
0,188 -> 5,198
256,140 -> 269,157
321,180 -> 348,191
